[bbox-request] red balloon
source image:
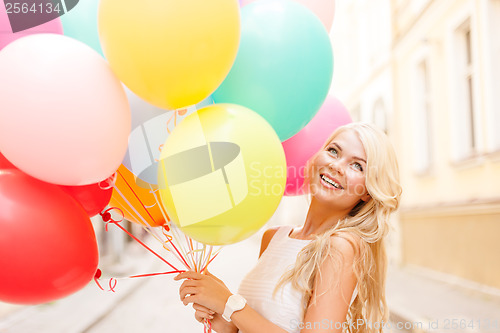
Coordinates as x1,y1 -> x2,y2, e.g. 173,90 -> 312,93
59,180 -> 113,217
0,152 -> 112,216
0,169 -> 99,304
0,151 -> 15,169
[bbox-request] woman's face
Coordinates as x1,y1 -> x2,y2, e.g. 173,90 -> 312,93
309,129 -> 370,211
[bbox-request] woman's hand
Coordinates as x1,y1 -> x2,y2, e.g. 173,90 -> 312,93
174,270 -> 232,314
192,303 -> 215,321
192,304 -> 237,333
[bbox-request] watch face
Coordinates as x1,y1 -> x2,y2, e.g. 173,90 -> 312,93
229,295 -> 246,309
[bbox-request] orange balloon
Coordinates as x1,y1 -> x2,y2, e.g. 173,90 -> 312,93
108,165 -> 168,227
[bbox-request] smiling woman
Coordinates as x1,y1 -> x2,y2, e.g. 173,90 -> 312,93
308,129 -> 371,211
175,122 -> 402,333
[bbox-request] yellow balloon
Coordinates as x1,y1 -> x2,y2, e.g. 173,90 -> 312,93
98,0 -> 240,110
158,104 -> 286,245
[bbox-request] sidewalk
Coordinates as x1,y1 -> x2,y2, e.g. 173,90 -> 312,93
1,230 -> 499,333
0,233 -> 262,333
386,265 -> 500,333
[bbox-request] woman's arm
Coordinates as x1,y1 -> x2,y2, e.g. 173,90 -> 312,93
259,226 -> 279,258
301,235 -> 358,332
176,227 -> 359,333
175,270 -> 288,333
177,227 -> 283,333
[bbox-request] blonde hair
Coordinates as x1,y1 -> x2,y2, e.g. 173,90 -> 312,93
275,123 -> 402,333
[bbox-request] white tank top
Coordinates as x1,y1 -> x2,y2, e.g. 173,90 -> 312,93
238,226 -> 311,333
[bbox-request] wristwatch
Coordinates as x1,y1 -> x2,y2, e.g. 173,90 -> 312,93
222,294 -> 247,322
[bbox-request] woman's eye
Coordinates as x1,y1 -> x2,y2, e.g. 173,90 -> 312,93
327,147 -> 337,156
352,162 -> 363,171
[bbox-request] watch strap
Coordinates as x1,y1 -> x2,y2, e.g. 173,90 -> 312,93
222,294 -> 246,322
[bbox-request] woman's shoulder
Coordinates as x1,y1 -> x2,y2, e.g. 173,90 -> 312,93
258,226 -> 289,257
328,231 -> 362,258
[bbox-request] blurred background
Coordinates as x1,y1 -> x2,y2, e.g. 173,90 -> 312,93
1,0 -> 499,332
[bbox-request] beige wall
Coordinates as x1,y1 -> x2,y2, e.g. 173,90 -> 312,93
393,0 -> 500,288
400,200 -> 500,289
332,0 -> 500,289
394,0 -> 500,206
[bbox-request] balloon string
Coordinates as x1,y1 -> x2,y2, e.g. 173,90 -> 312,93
99,210 -> 181,272
99,172 -> 117,190
139,223 -> 169,249
201,250 -> 220,274
200,246 -> 213,273
112,185 -> 151,226
162,226 -> 191,269
94,269 -> 104,291
148,186 -> 192,269
129,270 -> 185,279
115,170 -> 155,224
148,184 -> 170,223
147,189 -> 192,268
204,318 -> 212,333
109,278 -> 118,292
117,169 -> 158,225
178,227 -> 199,271
94,268 -> 185,293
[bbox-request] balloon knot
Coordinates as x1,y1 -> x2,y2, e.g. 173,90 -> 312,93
94,269 -> 104,291
99,207 -> 124,231
101,212 -> 112,222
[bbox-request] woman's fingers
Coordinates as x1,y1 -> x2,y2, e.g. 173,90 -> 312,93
203,269 -> 223,283
179,278 -> 198,290
193,303 -> 215,314
182,294 -> 198,306
193,303 -> 215,323
194,310 -> 213,322
174,271 -> 203,281
179,279 -> 201,300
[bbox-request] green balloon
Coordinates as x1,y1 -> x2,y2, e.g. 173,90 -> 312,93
61,0 -> 103,56
213,0 -> 333,141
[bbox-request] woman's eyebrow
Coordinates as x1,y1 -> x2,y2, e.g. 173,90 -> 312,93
333,142 -> 366,164
354,156 -> 367,164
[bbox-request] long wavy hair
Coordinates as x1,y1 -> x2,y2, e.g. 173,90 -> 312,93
275,123 -> 402,333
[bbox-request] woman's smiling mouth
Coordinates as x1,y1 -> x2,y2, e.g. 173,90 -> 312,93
320,174 -> 344,190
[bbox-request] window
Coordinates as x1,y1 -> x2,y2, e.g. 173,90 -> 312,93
451,18 -> 479,160
372,98 -> 388,134
487,0 -> 500,151
412,59 -> 433,173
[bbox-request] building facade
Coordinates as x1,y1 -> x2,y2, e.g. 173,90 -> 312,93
331,0 -> 500,289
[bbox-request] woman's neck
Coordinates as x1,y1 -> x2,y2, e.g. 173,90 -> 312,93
293,197 -> 351,239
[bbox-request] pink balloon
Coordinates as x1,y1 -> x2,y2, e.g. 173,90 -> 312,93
0,7 -> 63,51
241,0 -> 335,31
282,96 -> 351,196
0,34 -> 131,186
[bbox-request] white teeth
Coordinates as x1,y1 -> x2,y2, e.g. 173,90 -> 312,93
321,175 -> 341,189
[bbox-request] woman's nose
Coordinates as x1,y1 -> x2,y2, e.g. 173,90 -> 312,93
328,158 -> 344,175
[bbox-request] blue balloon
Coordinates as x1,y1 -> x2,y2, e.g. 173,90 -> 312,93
61,0 -> 103,56
213,0 -> 333,141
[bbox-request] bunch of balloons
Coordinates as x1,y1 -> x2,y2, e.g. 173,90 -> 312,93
0,32 -> 125,303
0,0 -> 348,306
